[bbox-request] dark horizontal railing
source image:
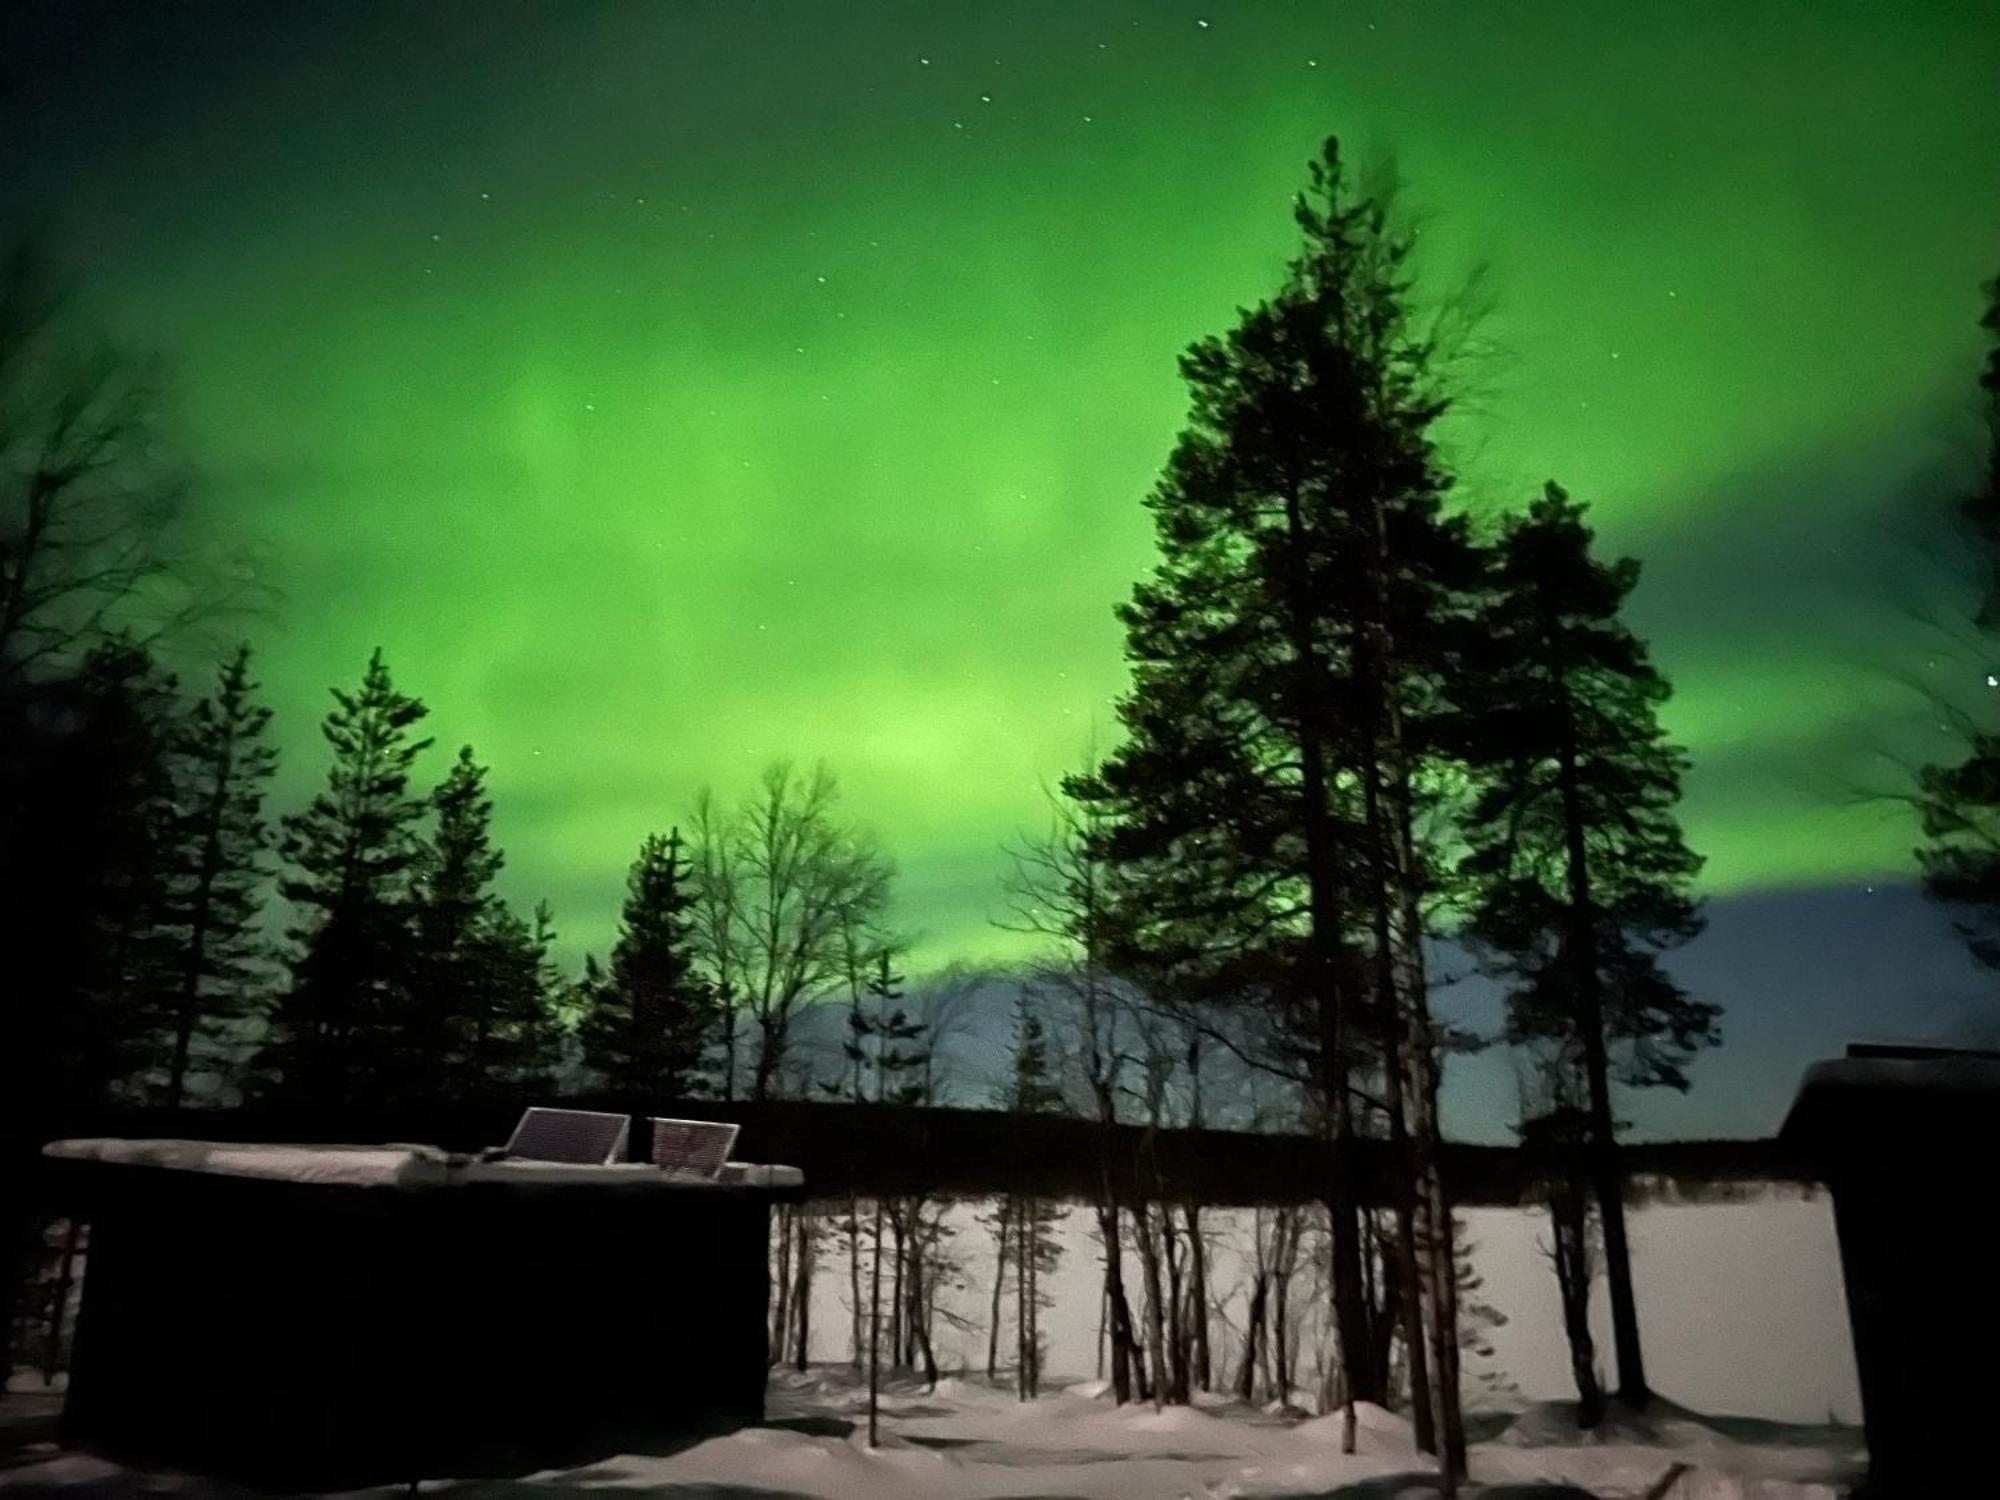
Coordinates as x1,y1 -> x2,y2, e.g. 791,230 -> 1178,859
21,1096 -> 1817,1208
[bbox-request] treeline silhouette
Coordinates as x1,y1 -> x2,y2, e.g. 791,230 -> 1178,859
0,238 -> 908,1390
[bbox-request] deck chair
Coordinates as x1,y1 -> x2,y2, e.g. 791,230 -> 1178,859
495,1106 -> 631,1165
648,1117 -> 740,1180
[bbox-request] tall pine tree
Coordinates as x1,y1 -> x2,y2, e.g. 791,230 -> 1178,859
258,648 -> 432,1106
1068,137 -> 1476,1474
1917,271 -> 2000,969
152,644 -> 277,1106
579,828 -> 717,1098
1458,482 -> 1715,1409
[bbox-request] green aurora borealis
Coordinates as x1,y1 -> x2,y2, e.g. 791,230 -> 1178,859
8,0 -> 2000,974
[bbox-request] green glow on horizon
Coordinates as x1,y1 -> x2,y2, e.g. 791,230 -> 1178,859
10,2 -> 1998,968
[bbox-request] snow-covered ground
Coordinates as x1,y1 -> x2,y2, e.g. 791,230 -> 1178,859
637,1367 -> 1861,1500
0,1365 -> 1863,1498
798,1196 -> 1862,1428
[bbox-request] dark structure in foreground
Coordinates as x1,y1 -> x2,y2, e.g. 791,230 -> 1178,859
1782,1045 -> 2000,1499
40,1138 -> 803,1491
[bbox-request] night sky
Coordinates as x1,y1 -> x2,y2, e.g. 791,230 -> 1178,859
7,2 -> 1998,1137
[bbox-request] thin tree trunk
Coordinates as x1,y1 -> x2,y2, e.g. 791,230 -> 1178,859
848,1193 -> 864,1368
1272,1213 -> 1297,1406
1096,1190 -> 1136,1404
1097,1283 -> 1107,1380
1238,1272 -> 1268,1402
1551,1175 -> 1605,1427
791,1206 -> 814,1371
1184,1202 -> 1211,1392
911,1205 -> 939,1390
987,1200 -> 1010,1381
1133,1200 -> 1168,1410
1410,1093 -> 1466,1483
867,1194 -> 885,1446
770,1204 -> 793,1367
42,1218 -> 80,1381
1026,1207 -> 1041,1397
889,1204 -> 905,1369
1163,1203 -> 1188,1403
1386,1062 -> 1437,1439
900,1206 -> 915,1370
1016,1201 -> 1030,1399
1368,1215 -> 1403,1402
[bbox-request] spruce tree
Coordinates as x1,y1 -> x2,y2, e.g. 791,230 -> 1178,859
1458,483 -> 1716,1409
1917,271 -> 2000,968
413,748 -> 502,975
406,744 -> 552,1097
579,828 -> 717,1098
471,898 -> 562,1094
258,648 -> 432,1106
1067,137 -> 1476,1470
154,643 -> 277,1107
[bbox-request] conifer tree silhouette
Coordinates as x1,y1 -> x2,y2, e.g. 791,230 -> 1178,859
406,745 -> 557,1097
1459,483 -> 1714,1410
579,828 -> 717,1099
258,649 -> 432,1106
154,643 -> 277,1107
1068,136 -> 1477,1473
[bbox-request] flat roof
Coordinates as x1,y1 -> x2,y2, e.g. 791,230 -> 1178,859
1781,1048 -> 2000,1150
42,1138 -> 803,1193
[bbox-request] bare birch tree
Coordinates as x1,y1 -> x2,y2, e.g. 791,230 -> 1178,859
688,760 -> 891,1101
